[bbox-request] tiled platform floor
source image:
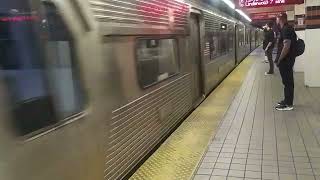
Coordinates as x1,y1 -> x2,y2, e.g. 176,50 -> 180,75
194,51 -> 320,180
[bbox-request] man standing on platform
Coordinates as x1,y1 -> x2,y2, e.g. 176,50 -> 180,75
275,13 -> 297,111
262,25 -> 269,63
264,22 -> 275,75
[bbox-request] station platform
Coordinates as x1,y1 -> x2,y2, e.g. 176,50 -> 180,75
130,48 -> 320,180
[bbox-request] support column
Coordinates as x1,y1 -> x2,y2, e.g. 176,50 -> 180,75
304,0 -> 320,87
294,3 -> 306,72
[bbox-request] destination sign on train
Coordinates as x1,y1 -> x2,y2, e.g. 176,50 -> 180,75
239,0 -> 304,8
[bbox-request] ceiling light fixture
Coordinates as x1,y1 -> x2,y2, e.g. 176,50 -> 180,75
221,0 -> 235,9
235,9 -> 252,22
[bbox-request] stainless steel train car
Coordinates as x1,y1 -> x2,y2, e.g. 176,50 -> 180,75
0,0 -> 262,180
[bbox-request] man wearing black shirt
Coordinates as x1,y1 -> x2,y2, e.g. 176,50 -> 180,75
264,22 -> 275,75
275,13 -> 297,111
262,25 -> 269,63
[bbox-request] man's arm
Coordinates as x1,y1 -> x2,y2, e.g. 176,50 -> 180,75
277,39 -> 291,64
265,42 -> 272,51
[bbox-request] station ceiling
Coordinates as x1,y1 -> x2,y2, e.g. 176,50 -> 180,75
232,0 -> 303,26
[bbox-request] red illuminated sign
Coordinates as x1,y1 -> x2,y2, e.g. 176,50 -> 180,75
239,0 -> 304,8
0,15 -> 39,22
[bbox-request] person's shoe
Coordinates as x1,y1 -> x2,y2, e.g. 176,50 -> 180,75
277,100 -> 294,106
275,104 -> 294,111
265,72 -> 273,76
277,100 -> 285,106
264,60 -> 269,63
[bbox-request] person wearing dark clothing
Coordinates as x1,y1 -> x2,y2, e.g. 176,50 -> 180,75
275,13 -> 297,111
263,27 -> 268,50
262,26 -> 269,63
264,22 -> 275,75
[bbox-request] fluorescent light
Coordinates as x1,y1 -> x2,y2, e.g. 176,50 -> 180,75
235,9 -> 252,22
221,0 -> 235,9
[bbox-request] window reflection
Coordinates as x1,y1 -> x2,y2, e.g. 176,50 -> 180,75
136,38 -> 179,87
0,1 -> 86,136
207,27 -> 234,61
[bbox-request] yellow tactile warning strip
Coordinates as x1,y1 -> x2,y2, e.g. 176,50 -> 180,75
130,56 -> 255,180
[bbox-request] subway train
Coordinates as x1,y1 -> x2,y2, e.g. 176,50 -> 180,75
0,0 -> 263,180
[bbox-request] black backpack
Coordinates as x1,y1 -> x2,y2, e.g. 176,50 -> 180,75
294,32 -> 305,57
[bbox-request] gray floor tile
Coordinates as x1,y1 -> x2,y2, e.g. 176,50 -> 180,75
220,153 -> 234,158
215,163 -> 231,170
224,144 -> 236,148
278,157 -> 293,162
245,171 -> 261,179
228,170 -> 245,178
222,148 -> 235,153
211,144 -> 223,148
234,153 -> 248,159
311,158 -> 320,163
197,168 -> 214,175
263,172 -> 279,180
278,161 -> 294,167
200,162 -> 216,169
204,156 -> 218,163
246,164 -> 261,172
230,164 -> 246,171
236,148 -> 249,154
263,155 -> 277,161
297,175 -> 315,180
232,158 -> 247,165
246,159 -> 262,165
210,147 -> 222,152
279,166 -> 296,174
212,169 -> 229,176
294,157 -> 310,163
217,157 -> 232,164
263,160 -> 278,166
194,175 -> 211,180
248,154 -> 262,160
312,163 -> 320,169
210,176 -> 227,180
262,165 -> 279,173
227,177 -> 244,180
207,152 -> 220,157
296,168 -> 314,175
279,174 -> 297,180
249,149 -> 263,155
295,163 -> 312,169
313,168 -> 320,175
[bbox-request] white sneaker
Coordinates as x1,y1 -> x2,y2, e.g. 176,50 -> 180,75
265,72 -> 273,76
275,104 -> 294,111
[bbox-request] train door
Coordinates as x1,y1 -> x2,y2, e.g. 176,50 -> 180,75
190,13 -> 203,106
249,29 -> 252,51
235,24 -> 238,65
0,1 -> 105,180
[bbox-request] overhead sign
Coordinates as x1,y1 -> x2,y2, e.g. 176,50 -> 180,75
251,11 -> 284,20
239,0 -> 304,8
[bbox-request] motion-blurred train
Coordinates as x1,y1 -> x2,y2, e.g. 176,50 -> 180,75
0,0 -> 262,179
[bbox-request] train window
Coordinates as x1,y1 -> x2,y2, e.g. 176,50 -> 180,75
136,38 -> 179,88
208,30 -> 231,61
0,1 -> 86,136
